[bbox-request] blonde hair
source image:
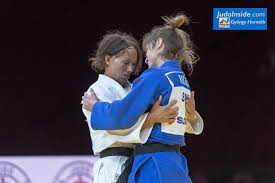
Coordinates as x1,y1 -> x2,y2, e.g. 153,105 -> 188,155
142,13 -> 199,74
89,31 -> 143,75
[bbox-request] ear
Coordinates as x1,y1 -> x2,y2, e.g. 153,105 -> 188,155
156,38 -> 164,51
105,55 -> 111,66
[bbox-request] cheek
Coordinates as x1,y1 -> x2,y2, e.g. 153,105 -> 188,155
148,54 -> 155,62
116,64 -> 127,73
149,51 -> 156,58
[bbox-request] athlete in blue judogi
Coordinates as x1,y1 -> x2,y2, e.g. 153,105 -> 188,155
83,13 -> 204,183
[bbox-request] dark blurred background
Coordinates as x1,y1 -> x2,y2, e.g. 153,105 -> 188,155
1,0 -> 274,182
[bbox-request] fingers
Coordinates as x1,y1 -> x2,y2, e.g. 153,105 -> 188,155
81,98 -> 90,110
89,88 -> 95,95
168,115 -> 178,122
164,104 -> 178,116
159,115 -> 177,124
167,116 -> 177,124
81,95 -> 88,105
168,108 -> 178,116
81,92 -> 92,108
169,106 -> 179,113
156,95 -> 162,106
167,111 -> 178,117
186,91 -> 195,101
81,92 -> 90,104
155,104 -> 178,124
84,92 -> 90,97
185,102 -> 191,111
82,92 -> 90,101
151,96 -> 162,110
166,107 -> 178,124
81,93 -> 88,104
191,91 -> 195,100
164,105 -> 178,114
81,89 -> 97,112
167,100 -> 177,107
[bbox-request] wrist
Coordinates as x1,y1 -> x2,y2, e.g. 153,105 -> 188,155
188,113 -> 198,123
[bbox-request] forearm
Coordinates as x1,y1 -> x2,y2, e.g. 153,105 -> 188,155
141,113 -> 155,130
91,88 -> 156,130
91,101 -> 139,130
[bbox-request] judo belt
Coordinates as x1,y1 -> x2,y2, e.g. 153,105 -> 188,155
116,142 -> 181,183
99,147 -> 133,158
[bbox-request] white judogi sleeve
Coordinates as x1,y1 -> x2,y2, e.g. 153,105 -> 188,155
185,111 -> 204,135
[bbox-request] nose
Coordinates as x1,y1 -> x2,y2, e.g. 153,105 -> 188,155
127,64 -> 135,74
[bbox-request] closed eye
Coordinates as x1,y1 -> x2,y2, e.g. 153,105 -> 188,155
122,60 -> 129,65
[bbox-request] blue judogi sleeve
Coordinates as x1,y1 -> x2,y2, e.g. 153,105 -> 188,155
90,68 -> 162,130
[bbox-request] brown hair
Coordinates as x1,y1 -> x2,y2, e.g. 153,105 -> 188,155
142,13 -> 199,74
89,31 -> 143,75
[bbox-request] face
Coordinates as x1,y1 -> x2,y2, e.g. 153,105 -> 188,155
144,39 -> 164,68
105,47 -> 138,87
144,43 -> 158,68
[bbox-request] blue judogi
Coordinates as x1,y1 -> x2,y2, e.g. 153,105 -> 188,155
91,60 -> 192,183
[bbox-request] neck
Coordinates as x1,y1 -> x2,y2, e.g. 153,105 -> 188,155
103,70 -> 114,80
156,58 -> 165,67
103,71 -> 127,88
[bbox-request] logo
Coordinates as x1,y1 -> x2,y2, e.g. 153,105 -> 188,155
219,17 -> 230,28
0,161 -> 32,183
214,8 -> 267,30
53,160 -> 93,183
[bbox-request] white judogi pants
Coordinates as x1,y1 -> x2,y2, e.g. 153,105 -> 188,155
93,156 -> 128,183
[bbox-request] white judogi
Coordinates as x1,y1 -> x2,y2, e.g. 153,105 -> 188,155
82,74 -> 153,183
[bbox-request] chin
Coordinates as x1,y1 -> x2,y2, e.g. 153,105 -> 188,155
120,79 -> 128,85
